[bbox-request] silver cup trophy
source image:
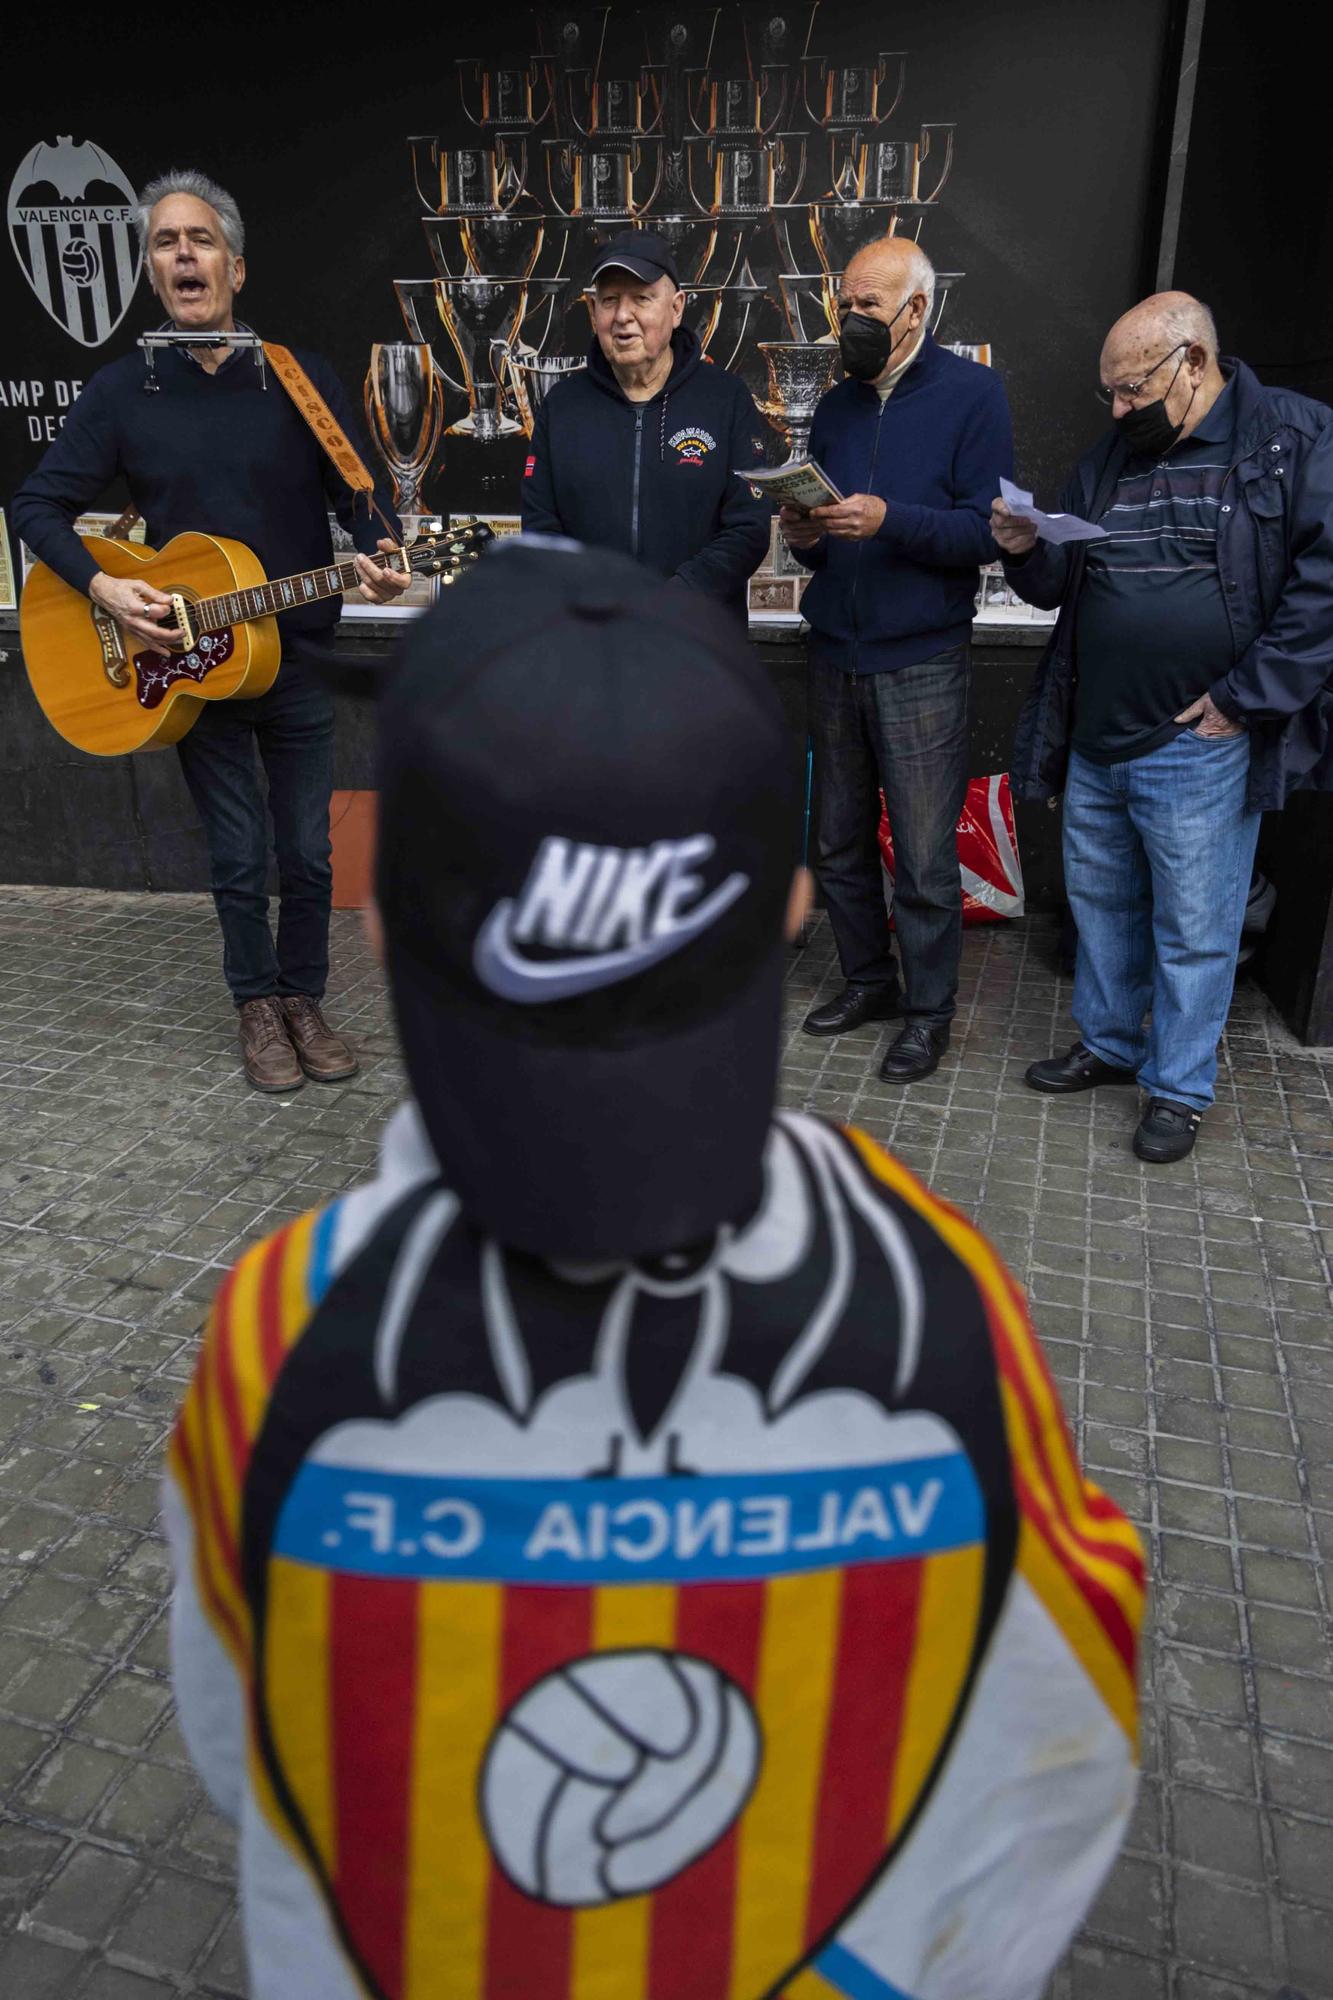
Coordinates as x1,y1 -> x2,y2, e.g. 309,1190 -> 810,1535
758,341 -> 843,463
363,343 -> 446,515
434,276 -> 530,440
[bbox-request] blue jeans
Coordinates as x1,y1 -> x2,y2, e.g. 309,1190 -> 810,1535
810,645 -> 970,1026
175,654 -> 335,1006
1063,731 -> 1261,1109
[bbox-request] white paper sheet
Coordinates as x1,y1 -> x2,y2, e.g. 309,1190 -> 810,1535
999,476 -> 1108,545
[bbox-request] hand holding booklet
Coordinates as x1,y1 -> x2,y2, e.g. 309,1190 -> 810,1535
998,475 -> 1107,546
736,458 -> 845,513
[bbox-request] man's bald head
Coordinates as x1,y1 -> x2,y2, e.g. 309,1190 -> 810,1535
843,236 -> 935,315
835,236 -> 935,385
1102,291 -> 1218,380
1098,290 -> 1225,444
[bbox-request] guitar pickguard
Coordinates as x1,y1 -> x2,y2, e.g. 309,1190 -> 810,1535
131,628 -> 235,709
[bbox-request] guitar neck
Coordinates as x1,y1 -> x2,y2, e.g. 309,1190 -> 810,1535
192,547 -> 410,630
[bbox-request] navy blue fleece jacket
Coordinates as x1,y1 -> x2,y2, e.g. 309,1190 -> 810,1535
796,334 -> 1013,673
519,326 -> 770,621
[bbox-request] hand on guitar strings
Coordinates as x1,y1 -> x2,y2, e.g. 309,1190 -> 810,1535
354,538 -> 414,605
89,570 -> 184,649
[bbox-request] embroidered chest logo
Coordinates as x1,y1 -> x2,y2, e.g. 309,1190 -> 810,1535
669,425 -> 717,466
474,833 -> 748,1002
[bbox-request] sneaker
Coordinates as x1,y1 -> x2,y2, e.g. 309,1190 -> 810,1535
1133,1097 -> 1201,1163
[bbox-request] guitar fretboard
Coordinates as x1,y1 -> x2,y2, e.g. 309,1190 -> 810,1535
192,549 -> 410,631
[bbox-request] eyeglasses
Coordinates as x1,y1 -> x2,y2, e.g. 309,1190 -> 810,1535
1095,341 -> 1188,408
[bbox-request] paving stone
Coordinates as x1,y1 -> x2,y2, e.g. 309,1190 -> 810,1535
107,1870 -> 233,1975
1167,1713 -> 1259,1796
94,1762 -> 197,1848
78,1969 -> 177,2000
1262,1732 -> 1333,1817
4,895 -> 1332,1998
1172,1786 -> 1267,1882
1172,1870 -> 1277,1982
0,1932 -> 89,1999
1066,1940 -> 1167,1997
27,1843 -> 142,1941
1271,1814 -> 1333,1909
1281,1900 -> 1333,1997
18,1741 -> 125,1827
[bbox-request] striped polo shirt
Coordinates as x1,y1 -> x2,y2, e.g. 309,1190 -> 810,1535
1074,376 -> 1237,762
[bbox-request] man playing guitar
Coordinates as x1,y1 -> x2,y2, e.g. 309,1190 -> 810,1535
12,169 -> 411,1092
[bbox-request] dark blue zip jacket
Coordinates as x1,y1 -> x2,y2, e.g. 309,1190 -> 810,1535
519,325 -> 770,620
795,334 -> 1014,673
1004,358 -> 1333,813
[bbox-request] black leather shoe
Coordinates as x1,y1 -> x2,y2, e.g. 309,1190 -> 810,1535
878,1022 -> 949,1084
803,981 -> 902,1038
1133,1097 -> 1202,1163
1025,1041 -> 1140,1094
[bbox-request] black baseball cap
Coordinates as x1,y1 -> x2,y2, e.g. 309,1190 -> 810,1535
588,229 -> 679,290
374,541 -> 797,1261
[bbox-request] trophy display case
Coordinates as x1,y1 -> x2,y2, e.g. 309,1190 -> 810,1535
368,5 -> 990,589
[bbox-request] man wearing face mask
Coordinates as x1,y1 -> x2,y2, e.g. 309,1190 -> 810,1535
781,239 -> 1014,1084
993,292 -> 1333,1163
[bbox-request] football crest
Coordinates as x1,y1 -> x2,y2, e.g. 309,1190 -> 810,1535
8,136 -> 142,346
248,1117 -> 1012,1999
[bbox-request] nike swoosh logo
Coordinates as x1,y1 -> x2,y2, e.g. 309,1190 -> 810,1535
473,874 -> 750,1003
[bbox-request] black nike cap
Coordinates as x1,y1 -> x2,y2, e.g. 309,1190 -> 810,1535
374,541 -> 797,1260
588,229 -> 680,290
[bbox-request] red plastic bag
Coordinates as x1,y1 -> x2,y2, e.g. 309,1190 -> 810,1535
879,773 -> 1025,925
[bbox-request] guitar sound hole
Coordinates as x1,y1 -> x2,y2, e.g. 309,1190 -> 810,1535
131,628 -> 236,710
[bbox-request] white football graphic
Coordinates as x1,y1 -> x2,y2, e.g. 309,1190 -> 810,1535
480,1649 -> 761,1906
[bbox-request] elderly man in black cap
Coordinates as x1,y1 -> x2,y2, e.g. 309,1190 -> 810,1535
520,230 -> 770,620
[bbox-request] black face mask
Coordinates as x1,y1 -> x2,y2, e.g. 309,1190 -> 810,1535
838,299 -> 912,382
1113,353 -> 1196,457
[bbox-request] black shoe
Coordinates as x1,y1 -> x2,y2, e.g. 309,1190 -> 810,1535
878,1022 -> 950,1084
1133,1097 -> 1202,1163
1025,1041 -> 1140,1094
803,981 -> 902,1038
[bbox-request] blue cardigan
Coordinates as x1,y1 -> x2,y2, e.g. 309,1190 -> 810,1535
796,334 -> 1013,673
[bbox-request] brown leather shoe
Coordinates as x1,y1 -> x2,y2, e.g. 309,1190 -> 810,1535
239,997 -> 304,1093
280,996 -> 359,1082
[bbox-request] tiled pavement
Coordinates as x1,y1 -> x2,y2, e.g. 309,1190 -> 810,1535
0,885 -> 1329,2000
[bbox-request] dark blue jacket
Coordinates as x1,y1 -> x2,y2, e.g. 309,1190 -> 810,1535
519,326 -> 770,620
795,334 -> 1014,673
10,337 -> 396,642
1004,358 -> 1333,812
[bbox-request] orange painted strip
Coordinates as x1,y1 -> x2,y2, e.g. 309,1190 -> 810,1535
265,1556 -> 336,1872
730,1568 -> 841,1999
404,1581 -> 504,2000
888,1542 -> 985,1843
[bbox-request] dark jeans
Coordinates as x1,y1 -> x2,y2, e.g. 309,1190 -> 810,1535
810,644 -> 970,1027
175,654 -> 335,1007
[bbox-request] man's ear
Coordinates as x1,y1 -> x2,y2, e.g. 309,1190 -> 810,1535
785,867 -> 814,941
232,255 -> 246,296
670,286 -> 686,327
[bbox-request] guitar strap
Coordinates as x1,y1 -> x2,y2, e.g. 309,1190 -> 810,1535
263,342 -> 399,543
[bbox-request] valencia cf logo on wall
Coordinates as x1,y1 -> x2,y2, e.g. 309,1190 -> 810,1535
8,136 -> 142,348
669,424 -> 717,466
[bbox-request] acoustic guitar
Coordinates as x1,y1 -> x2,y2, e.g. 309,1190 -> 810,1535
20,520 -> 492,756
